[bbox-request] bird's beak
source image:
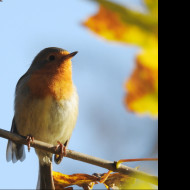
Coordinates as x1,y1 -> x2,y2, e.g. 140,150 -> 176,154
64,51 -> 78,59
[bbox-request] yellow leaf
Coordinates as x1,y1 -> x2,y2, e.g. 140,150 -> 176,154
53,171 -> 135,190
125,46 -> 158,118
53,171 -> 98,190
83,5 -> 157,48
83,0 -> 158,117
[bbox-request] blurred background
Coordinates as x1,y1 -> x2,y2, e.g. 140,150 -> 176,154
0,0 -> 158,189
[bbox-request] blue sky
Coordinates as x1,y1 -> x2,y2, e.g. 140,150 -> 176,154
0,0 -> 157,189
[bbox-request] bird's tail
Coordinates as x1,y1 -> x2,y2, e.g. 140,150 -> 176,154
37,161 -> 55,190
6,140 -> 26,163
6,117 -> 26,163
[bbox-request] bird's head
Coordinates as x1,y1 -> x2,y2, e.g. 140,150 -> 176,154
27,47 -> 78,100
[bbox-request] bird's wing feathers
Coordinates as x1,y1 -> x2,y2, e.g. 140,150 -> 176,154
6,118 -> 26,163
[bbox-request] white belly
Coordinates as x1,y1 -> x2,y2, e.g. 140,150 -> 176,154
15,88 -> 78,146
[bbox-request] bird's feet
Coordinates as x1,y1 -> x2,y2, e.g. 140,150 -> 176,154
26,135 -> 34,152
54,141 -> 67,164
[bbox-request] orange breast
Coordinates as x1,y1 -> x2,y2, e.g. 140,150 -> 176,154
27,61 -> 73,100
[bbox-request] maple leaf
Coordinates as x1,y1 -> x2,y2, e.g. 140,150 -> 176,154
83,0 -> 158,118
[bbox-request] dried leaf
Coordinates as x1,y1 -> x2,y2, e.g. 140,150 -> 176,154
101,172 -> 136,189
53,171 -> 135,190
53,171 -> 98,190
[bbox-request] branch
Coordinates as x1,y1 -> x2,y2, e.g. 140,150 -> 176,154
0,128 -> 158,185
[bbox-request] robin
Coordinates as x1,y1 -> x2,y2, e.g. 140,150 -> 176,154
6,47 -> 79,189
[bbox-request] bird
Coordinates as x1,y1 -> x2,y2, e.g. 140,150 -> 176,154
6,47 -> 79,189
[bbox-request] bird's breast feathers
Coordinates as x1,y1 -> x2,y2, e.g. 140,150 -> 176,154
15,83 -> 78,145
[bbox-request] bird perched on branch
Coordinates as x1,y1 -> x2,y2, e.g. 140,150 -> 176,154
6,47 -> 79,189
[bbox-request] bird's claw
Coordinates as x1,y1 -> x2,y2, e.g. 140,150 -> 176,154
54,141 -> 67,164
26,135 -> 34,152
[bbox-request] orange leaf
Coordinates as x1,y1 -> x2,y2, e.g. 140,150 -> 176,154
83,6 -> 128,43
53,171 -> 98,190
83,0 -> 158,118
125,47 -> 158,118
83,3 -> 157,47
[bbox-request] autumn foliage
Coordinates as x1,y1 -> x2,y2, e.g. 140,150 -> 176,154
83,0 -> 158,118
53,171 -> 136,190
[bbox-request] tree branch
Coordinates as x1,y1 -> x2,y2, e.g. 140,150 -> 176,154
0,128 -> 158,185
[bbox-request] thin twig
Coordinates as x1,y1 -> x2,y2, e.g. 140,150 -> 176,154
0,128 -> 158,185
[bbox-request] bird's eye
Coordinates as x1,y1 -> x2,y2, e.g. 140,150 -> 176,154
48,55 -> 55,61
